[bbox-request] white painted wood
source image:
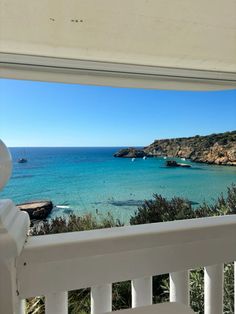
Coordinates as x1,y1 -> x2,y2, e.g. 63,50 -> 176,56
45,291 -> 68,314
16,215 -> 236,298
1,54 -> 236,91
1,1 -> 236,75
2,53 -> 236,82
0,259 -> 16,314
0,200 -> 30,260
0,139 -> 12,190
204,264 -> 223,314
170,271 -> 189,305
131,277 -> 152,307
103,302 -> 195,314
91,284 -> 112,314
235,262 -> 236,314
0,200 -> 30,314
18,299 -> 26,314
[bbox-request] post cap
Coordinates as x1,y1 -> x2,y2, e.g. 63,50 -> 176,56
0,139 -> 12,191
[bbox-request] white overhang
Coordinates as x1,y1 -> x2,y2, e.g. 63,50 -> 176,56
0,0 -> 236,90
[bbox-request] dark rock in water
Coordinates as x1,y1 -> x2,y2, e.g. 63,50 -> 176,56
166,160 -> 191,168
17,200 -> 53,220
108,199 -> 147,207
166,160 -> 178,167
114,147 -> 147,158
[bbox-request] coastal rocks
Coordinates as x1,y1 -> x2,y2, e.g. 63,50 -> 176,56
17,200 -> 53,220
114,131 -> 236,166
114,148 -> 147,158
144,131 -> 236,166
166,160 -> 191,168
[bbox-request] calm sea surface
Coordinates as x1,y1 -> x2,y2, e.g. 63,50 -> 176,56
1,147 -> 236,222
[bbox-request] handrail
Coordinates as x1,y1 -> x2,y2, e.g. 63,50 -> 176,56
16,215 -> 236,298
1,199 -> 235,313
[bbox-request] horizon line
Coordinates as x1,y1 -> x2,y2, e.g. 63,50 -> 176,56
8,145 -> 144,148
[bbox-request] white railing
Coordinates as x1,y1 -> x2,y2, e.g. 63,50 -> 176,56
1,199 -> 236,314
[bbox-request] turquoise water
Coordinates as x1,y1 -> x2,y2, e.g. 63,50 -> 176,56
1,147 -> 236,222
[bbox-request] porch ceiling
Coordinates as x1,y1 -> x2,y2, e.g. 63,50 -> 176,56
1,0 -> 236,90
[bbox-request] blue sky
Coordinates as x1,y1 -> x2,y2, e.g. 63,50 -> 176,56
0,79 -> 236,147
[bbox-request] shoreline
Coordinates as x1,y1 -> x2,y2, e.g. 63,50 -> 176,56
114,131 -> 236,166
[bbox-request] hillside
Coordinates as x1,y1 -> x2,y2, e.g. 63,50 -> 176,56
114,131 -> 236,166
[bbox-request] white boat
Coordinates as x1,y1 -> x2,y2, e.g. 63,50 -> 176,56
131,158 -> 136,162
143,156 -> 147,160
163,156 -> 167,159
181,157 -> 186,161
56,205 -> 70,209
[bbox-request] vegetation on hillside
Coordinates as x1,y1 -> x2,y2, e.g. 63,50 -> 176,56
27,185 -> 236,314
114,130 -> 236,165
145,130 -> 236,166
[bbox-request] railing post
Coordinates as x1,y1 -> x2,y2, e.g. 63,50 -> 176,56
45,292 -> 68,314
235,262 -> 236,314
19,300 -> 26,314
204,264 -> 223,314
0,200 -> 30,314
170,271 -> 189,305
131,277 -> 152,308
91,284 -> 112,314
0,141 -> 30,314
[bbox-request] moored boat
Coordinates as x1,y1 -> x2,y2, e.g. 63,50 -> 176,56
18,158 -> 28,163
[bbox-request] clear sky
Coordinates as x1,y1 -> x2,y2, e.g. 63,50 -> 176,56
0,78 -> 236,147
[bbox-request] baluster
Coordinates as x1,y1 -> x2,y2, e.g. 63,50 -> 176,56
0,197 -> 30,314
235,262 -> 236,314
18,300 -> 26,314
204,264 -> 223,314
91,284 -> 112,314
170,270 -> 189,305
131,277 -> 152,308
45,291 -> 68,314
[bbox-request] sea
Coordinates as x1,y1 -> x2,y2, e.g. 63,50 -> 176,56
1,147 -> 236,223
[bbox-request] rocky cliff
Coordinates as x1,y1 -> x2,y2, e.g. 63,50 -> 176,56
114,148 -> 146,158
17,200 -> 53,220
114,131 -> 236,166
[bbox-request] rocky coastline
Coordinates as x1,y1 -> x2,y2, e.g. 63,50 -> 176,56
114,148 -> 146,158
17,200 -> 53,221
114,131 -> 236,166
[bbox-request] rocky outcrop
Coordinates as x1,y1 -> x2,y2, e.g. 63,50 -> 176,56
166,160 -> 191,168
17,200 -> 53,220
114,148 -> 147,158
114,131 -> 236,166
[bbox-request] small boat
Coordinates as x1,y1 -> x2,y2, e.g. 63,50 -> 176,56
18,149 -> 28,163
131,158 -> 136,162
18,158 -> 28,163
163,156 -> 167,159
143,156 -> 147,160
181,157 -> 186,161
56,205 -> 70,209
178,163 -> 191,168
